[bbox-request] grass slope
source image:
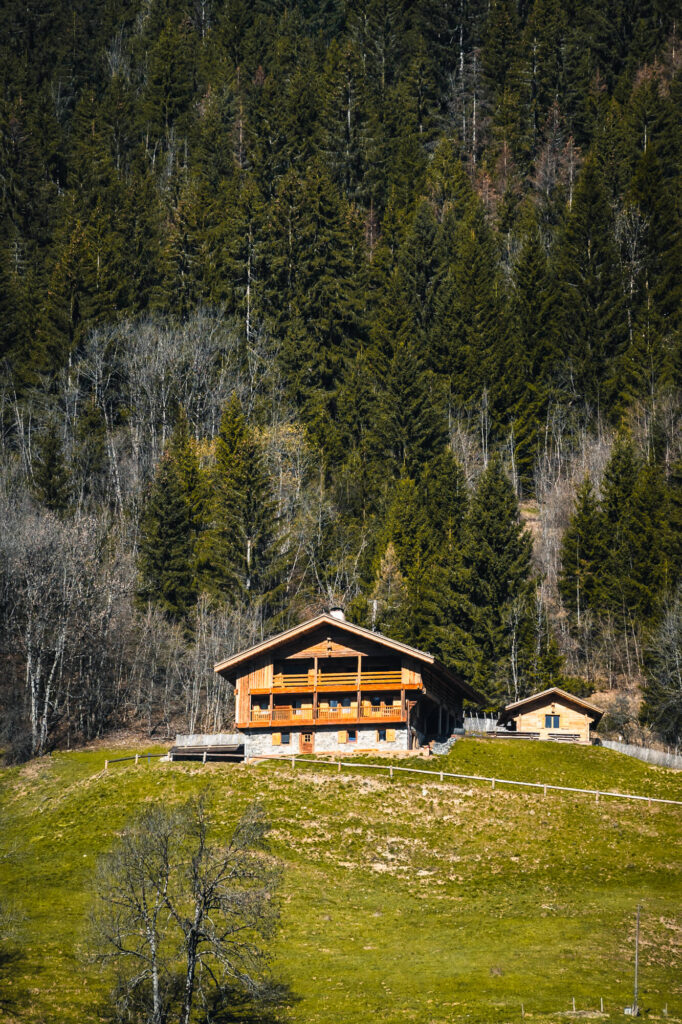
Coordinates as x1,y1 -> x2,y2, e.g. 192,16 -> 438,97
1,740 -> 681,1024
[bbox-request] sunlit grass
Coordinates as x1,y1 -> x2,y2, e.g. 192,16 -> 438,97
1,740 -> 680,1022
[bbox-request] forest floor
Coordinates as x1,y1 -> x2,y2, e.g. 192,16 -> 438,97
1,739 -> 681,1024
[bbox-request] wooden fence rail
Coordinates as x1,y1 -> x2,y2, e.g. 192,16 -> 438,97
249,754 -> 682,807
102,751 -> 682,807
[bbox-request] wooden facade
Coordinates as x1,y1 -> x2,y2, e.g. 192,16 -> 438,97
215,612 -> 483,755
496,687 -> 603,743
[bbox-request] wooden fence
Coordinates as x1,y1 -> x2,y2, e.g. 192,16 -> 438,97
248,755 -> 682,806
102,751 -> 682,807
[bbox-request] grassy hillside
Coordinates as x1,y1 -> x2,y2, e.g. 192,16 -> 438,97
1,740 -> 681,1024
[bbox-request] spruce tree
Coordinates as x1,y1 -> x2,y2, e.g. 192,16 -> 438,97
33,422 -> 71,514
463,454 -> 534,703
137,445 -> 197,624
558,476 -> 605,623
195,396 -> 279,615
553,155 -> 627,407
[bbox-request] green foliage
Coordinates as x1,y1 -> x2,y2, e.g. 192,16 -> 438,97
137,421 -> 198,624
32,422 -> 71,514
558,476 -> 604,620
195,396 -> 280,617
463,455 -> 534,703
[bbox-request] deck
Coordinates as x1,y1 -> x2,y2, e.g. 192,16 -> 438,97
250,670 -> 405,692
247,703 -> 405,727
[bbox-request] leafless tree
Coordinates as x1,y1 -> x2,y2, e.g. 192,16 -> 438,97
90,796 -> 280,1024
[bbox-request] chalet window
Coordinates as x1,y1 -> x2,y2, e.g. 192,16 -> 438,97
329,699 -> 339,709
378,728 -> 387,742
370,697 -> 381,707
545,714 -> 560,729
281,731 -> 291,745
347,729 -> 357,742
341,697 -> 351,708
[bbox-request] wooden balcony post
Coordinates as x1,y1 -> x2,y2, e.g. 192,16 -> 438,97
269,689 -> 273,726
356,654 -> 362,721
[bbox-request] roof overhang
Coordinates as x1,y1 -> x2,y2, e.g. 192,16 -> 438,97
214,613 -> 484,703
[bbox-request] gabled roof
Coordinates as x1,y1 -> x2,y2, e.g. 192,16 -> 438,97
214,613 -> 484,703
497,686 -> 603,725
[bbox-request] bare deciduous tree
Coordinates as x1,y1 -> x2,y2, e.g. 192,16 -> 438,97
91,796 -> 280,1024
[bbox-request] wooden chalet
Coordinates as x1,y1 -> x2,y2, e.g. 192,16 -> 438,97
496,687 -> 603,743
214,610 -> 483,756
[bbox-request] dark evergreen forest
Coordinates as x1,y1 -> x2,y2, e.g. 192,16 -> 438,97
1,0 -> 681,759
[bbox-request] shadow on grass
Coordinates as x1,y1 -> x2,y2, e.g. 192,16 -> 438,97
198,981 -> 301,1023
0,947 -> 31,1021
86,977 -> 300,1024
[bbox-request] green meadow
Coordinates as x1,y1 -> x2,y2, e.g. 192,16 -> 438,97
1,739 -> 681,1023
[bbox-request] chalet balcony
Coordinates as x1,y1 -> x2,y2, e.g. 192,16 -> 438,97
249,670 -> 403,691
248,702 -> 404,726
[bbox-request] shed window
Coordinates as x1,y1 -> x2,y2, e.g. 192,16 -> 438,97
347,729 -> 357,743
378,728 -> 387,742
281,731 -> 291,745
545,714 -> 560,729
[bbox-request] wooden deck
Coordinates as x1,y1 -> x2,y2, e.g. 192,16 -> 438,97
248,704 -> 405,726
250,670 -> 404,691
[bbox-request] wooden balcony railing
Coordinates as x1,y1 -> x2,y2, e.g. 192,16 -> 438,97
249,703 -> 403,725
251,670 -> 404,691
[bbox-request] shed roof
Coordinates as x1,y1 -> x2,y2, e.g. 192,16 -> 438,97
214,612 -> 484,703
497,686 -> 603,726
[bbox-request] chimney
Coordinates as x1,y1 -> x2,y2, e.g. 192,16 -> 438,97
328,606 -> 346,622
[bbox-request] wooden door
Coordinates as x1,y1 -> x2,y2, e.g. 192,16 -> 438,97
299,730 -> 314,754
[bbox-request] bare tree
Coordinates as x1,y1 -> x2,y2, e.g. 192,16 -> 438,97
90,796 -> 280,1024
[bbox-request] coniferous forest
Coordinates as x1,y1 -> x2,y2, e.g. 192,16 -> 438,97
1,0 -> 681,760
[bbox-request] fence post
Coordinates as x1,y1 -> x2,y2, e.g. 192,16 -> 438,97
440,771 -> 443,782
135,753 -> 139,765
104,759 -> 108,770
492,778 -> 495,790
338,760 -> 342,772
389,766 -> 393,778
291,756 -> 295,768
543,785 -> 547,798
202,751 -> 207,764
595,791 -> 599,803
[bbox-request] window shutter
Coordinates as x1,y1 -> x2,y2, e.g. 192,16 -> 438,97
338,730 -> 347,743
375,730 -> 379,742
387,729 -> 396,742
272,732 -> 281,746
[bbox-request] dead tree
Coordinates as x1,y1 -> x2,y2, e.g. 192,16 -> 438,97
90,796 -> 280,1024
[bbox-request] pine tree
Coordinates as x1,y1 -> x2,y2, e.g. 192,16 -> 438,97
373,279 -> 447,480
33,422 -> 71,514
137,445 -> 197,624
463,454 -> 534,703
552,154 -> 627,407
558,476 -> 605,622
195,396 -> 279,614
507,203 -> 558,491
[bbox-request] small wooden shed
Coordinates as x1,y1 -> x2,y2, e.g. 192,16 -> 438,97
496,687 -> 603,743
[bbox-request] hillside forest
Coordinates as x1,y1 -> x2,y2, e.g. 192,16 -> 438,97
1,0 -> 681,761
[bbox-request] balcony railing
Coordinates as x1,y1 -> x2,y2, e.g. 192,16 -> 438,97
249,703 -> 403,725
251,670 -> 403,691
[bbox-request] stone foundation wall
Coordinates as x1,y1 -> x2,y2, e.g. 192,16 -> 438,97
244,724 -> 409,757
